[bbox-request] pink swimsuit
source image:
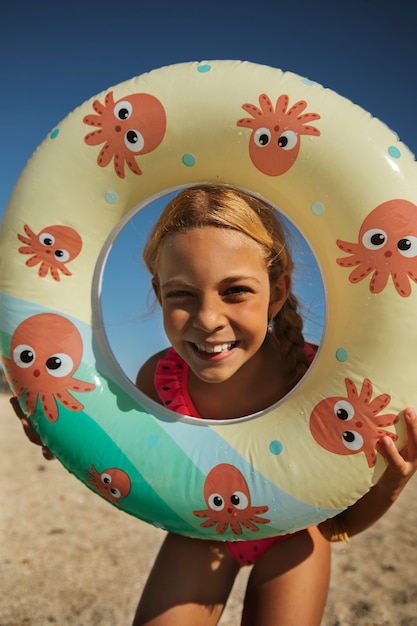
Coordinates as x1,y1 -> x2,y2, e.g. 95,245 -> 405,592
154,344 -> 316,567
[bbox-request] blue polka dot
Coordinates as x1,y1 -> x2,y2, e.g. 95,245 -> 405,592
301,77 -> 315,86
182,154 -> 196,167
311,201 -> 325,216
105,191 -> 119,204
197,64 -> 211,73
269,440 -> 283,455
335,347 -> 348,362
50,128 -> 60,139
388,145 -> 401,159
147,434 -> 160,448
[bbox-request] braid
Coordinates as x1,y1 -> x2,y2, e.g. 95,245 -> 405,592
273,293 -> 308,388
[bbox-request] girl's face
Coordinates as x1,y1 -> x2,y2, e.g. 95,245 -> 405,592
153,226 -> 289,385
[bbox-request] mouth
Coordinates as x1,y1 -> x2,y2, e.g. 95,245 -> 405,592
193,341 -> 238,355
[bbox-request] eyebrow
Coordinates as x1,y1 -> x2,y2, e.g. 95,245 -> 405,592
160,275 -> 262,290
221,275 -> 262,286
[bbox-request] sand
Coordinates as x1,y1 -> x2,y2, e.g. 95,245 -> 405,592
2,391 -> 417,626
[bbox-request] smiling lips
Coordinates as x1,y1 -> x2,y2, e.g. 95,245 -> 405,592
193,342 -> 237,354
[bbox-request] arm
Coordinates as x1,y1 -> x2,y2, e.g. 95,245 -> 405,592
319,406 -> 417,541
135,349 -> 167,400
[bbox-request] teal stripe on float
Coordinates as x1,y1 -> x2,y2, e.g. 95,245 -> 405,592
33,401 -> 200,535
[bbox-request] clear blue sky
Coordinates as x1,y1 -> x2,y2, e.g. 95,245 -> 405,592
1,0 -> 416,380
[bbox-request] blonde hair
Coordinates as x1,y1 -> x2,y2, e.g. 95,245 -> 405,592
143,184 -> 308,387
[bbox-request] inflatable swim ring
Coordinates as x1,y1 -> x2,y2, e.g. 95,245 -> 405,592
1,60 -> 417,540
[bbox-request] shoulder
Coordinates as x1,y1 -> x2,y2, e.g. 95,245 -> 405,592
135,348 -> 169,402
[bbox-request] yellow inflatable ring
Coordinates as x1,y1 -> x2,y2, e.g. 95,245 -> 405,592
1,60 -> 416,539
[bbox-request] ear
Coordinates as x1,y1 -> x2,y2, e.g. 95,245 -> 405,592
269,271 -> 290,319
152,277 -> 162,305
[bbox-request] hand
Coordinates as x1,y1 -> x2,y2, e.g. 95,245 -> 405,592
375,406 -> 417,500
10,396 -> 55,460
319,407 -> 417,541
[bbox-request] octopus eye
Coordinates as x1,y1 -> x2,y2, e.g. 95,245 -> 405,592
13,344 -> 36,368
277,130 -> 298,150
110,487 -> 121,498
253,127 -> 271,147
124,129 -> 145,153
342,430 -> 364,451
54,249 -> 70,262
207,493 -> 224,511
362,228 -> 388,250
45,353 -> 74,378
101,472 -> 112,485
114,100 -> 133,121
334,400 -> 354,421
39,232 -> 55,247
230,491 -> 249,510
397,235 -> 417,258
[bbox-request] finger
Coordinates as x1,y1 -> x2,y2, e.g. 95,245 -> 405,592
41,446 -> 55,461
376,436 -> 406,473
9,396 -> 26,420
22,420 -> 55,459
403,407 -> 417,460
20,417 -> 44,446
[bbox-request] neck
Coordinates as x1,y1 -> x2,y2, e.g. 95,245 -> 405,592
187,334 -> 287,420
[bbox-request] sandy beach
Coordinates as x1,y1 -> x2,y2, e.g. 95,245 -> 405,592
2,390 -> 417,626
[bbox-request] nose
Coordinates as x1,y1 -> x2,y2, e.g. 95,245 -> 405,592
192,294 -> 225,332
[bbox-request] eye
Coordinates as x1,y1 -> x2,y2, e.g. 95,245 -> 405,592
342,430 -> 364,451
253,127 -> 271,147
39,232 -> 55,247
230,491 -> 248,510
100,473 -> 121,497
362,228 -> 388,250
334,400 -> 354,421
54,249 -> 70,262
164,290 -> 193,300
13,344 -> 36,368
45,353 -> 74,377
124,129 -> 145,153
397,235 -> 417,258
101,472 -> 112,485
208,493 -> 224,511
277,130 -> 298,150
224,285 -> 252,299
114,100 -> 132,121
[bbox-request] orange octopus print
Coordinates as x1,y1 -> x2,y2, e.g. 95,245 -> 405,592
83,91 -> 166,178
85,465 -> 131,506
2,313 -> 95,422
193,464 -> 270,535
17,224 -> 82,281
336,199 -> 417,297
237,93 -> 320,176
309,378 -> 398,468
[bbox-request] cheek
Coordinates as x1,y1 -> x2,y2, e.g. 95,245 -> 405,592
162,308 -> 189,333
240,301 -> 269,328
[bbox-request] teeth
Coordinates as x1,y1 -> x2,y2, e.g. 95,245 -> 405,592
195,342 -> 235,354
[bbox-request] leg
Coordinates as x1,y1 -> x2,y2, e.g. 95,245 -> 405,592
132,532 -> 240,626
241,526 -> 331,626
